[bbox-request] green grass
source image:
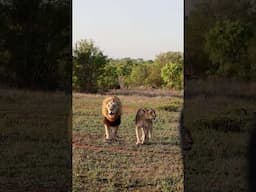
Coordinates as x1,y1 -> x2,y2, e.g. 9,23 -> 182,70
73,92 -> 184,192
184,79 -> 256,192
0,89 -> 71,191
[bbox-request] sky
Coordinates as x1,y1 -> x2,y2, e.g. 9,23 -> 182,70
73,0 -> 183,60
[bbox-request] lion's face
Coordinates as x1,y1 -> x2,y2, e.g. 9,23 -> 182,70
102,96 -> 122,122
144,108 -> 157,120
106,99 -> 119,117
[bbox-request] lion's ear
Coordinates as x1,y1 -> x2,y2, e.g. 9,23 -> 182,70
150,108 -> 155,113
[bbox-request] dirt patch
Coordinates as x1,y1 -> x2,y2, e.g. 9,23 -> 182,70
73,135 -> 181,157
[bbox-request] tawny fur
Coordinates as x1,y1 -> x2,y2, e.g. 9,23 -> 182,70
102,96 -> 122,140
102,96 -> 122,122
135,108 -> 156,145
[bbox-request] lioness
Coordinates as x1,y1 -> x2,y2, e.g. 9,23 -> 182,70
102,96 -> 122,140
135,108 -> 156,145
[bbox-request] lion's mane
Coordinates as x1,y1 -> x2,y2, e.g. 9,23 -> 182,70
102,96 -> 122,122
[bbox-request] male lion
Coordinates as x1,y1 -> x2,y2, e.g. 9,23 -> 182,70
135,108 -> 156,145
102,96 -> 122,140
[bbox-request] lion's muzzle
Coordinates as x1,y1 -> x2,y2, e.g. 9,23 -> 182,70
109,111 -> 115,115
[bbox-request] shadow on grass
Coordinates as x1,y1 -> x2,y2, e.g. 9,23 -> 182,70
0,89 -> 71,192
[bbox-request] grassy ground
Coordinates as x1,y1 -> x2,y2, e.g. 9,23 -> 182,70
184,79 -> 256,192
0,89 -> 71,192
72,91 -> 184,192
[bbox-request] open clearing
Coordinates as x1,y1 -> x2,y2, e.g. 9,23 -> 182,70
0,89 -> 71,192
72,91 -> 184,192
184,80 -> 256,192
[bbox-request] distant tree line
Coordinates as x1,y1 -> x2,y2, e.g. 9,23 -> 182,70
185,0 -> 256,80
72,39 -> 183,92
0,0 -> 71,91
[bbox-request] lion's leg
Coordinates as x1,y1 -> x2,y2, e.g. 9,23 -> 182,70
136,126 -> 141,145
148,126 -> 152,139
144,128 -> 150,143
140,129 -> 144,142
141,127 -> 147,144
104,124 -> 111,140
112,126 -> 119,139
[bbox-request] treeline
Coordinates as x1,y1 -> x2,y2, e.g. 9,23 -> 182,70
73,40 -> 183,92
186,0 -> 256,80
0,0 -> 71,90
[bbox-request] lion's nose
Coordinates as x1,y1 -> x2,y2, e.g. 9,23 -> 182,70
109,112 -> 114,115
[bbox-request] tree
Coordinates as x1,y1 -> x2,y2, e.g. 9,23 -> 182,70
110,58 -> 136,88
145,63 -> 164,88
205,20 -> 252,78
129,64 -> 149,87
73,39 -> 107,92
185,0 -> 254,77
142,51 -> 184,89
155,52 -> 183,66
161,62 -> 183,89
0,0 -> 71,90
97,63 -> 119,90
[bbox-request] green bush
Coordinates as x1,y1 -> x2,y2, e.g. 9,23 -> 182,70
161,62 -> 183,89
72,39 -> 107,92
205,20 -> 252,79
97,64 -> 119,90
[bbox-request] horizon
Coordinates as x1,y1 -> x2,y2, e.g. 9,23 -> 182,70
73,0 -> 183,60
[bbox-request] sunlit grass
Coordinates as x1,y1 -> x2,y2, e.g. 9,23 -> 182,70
73,91 -> 184,192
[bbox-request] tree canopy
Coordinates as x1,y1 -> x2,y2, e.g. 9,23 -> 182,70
185,0 -> 256,80
73,40 -> 107,92
0,0 -> 71,90
205,20 -> 252,78
72,40 -> 184,92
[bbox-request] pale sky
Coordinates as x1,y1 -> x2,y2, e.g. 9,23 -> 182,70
73,0 -> 184,60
